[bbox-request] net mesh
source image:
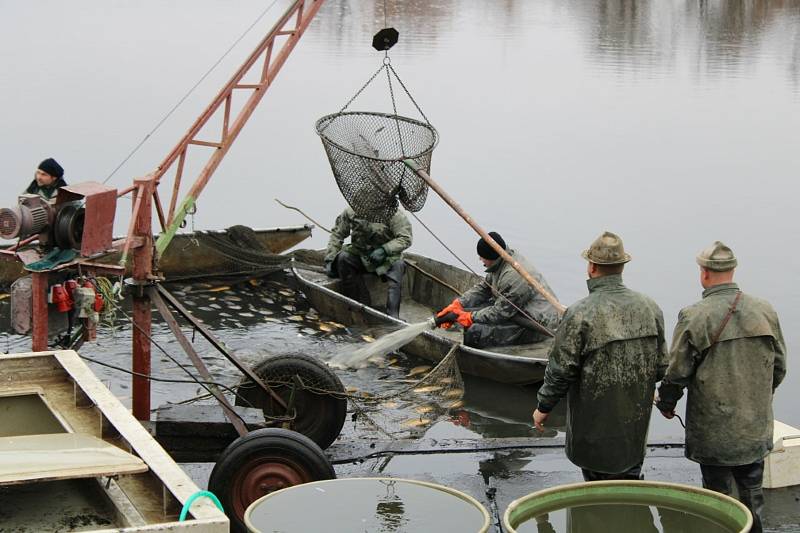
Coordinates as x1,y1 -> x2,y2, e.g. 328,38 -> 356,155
316,112 -> 438,223
346,345 -> 465,438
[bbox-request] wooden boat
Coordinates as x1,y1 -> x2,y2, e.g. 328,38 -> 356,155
292,251 -> 552,385
0,224 -> 313,287
0,349 -> 228,531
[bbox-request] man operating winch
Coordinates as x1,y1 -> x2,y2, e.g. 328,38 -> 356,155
434,231 -> 560,348
23,158 -> 66,202
324,206 -> 412,319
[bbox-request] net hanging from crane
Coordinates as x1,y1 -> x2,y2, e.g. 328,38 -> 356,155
315,60 -> 438,223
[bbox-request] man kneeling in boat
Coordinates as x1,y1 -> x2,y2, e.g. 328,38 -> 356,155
434,232 -> 559,348
324,206 -> 412,319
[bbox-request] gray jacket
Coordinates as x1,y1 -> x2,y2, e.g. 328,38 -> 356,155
459,250 -> 559,330
657,283 -> 786,466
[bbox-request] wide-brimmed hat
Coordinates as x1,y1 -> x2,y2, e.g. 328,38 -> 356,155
696,241 -> 737,271
581,231 -> 631,265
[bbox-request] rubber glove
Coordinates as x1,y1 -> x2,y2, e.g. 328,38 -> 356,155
369,247 -> 387,264
324,260 -> 337,278
436,298 -> 463,318
455,311 -> 473,329
433,311 -> 459,328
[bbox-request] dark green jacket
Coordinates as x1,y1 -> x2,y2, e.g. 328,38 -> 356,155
24,177 -> 67,201
657,283 -> 786,466
538,274 -> 668,474
324,207 -> 412,276
459,250 -> 559,330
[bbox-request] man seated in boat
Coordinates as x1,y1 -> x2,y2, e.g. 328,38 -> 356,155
434,232 -> 559,348
324,205 -> 412,319
23,158 -> 67,202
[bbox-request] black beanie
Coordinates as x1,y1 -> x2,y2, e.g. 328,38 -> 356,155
477,231 -> 506,260
38,158 -> 64,179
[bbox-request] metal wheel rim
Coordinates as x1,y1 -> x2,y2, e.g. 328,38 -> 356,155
230,456 -> 313,519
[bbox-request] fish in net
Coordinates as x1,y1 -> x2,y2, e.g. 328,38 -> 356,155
316,111 -> 438,223
344,344 -> 466,439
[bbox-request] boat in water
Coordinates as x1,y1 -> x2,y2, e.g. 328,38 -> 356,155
0,224 -> 313,287
292,251 -> 552,385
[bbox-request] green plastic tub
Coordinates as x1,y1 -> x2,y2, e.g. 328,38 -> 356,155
245,477 -> 490,532
504,480 -> 752,532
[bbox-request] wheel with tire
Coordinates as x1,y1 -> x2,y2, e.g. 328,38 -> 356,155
208,428 -> 335,533
235,354 -> 347,450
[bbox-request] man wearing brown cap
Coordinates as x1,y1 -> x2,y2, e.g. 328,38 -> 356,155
657,241 -> 786,533
533,231 -> 668,481
434,231 -> 559,348
24,158 -> 67,201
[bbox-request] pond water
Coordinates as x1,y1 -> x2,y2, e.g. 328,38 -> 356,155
2,2 -> 799,526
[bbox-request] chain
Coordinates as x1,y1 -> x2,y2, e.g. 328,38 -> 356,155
388,63 -> 432,125
385,62 -> 407,158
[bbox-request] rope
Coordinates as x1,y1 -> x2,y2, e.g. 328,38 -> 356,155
102,0 -> 282,184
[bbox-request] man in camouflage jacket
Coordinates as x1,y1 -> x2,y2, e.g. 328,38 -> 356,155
533,231 -> 668,480
436,231 -> 559,348
657,241 -> 786,533
324,206 -> 412,318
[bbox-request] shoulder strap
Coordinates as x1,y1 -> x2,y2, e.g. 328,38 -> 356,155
710,291 -> 742,347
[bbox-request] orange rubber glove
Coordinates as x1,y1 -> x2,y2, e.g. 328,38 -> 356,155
455,311 -> 473,329
436,298 -> 463,318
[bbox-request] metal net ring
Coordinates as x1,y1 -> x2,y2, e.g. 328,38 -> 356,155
316,111 -> 439,223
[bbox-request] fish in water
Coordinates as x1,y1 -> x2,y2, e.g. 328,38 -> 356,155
318,323 -> 335,332
443,389 -> 464,399
414,405 -> 435,414
413,385 -> 443,394
282,305 -> 295,312
329,321 -> 346,329
361,335 -> 376,343
264,317 -> 281,323
402,418 -> 431,428
208,285 -> 231,292
381,401 -> 399,409
406,365 -> 432,377
279,289 -> 294,297
444,399 -> 464,409
287,315 -> 304,322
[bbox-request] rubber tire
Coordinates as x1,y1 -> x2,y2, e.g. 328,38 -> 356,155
235,354 -> 347,450
208,428 -> 335,533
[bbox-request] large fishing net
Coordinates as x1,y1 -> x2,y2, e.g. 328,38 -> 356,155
316,112 -> 437,223
343,343 -> 466,439
316,58 -> 438,223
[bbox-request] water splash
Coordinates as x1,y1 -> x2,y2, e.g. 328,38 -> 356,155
329,321 -> 432,370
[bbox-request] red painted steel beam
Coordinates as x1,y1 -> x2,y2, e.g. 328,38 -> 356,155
131,177 -> 155,420
155,0 -> 325,234
31,272 -> 48,351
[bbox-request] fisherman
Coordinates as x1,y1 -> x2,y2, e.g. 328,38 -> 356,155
532,231 -> 667,481
656,241 -> 786,533
324,206 -> 412,319
24,158 -> 66,201
434,231 -> 559,348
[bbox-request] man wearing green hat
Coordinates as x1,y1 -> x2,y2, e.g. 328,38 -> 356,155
657,241 -> 786,533
533,231 -> 668,481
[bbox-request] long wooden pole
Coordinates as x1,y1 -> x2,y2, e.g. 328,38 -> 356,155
403,160 -> 566,315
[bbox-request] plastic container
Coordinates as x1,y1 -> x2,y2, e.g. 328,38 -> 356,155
503,480 -> 752,533
245,477 -> 490,532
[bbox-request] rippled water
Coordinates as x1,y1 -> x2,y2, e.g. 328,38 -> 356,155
2,0 -> 799,447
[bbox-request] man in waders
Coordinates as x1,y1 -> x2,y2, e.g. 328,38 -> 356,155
433,231 -> 559,348
24,158 -> 66,202
324,206 -> 412,319
657,241 -> 786,533
533,231 -> 668,481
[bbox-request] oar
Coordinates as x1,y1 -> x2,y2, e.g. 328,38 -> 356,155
403,159 -> 566,315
